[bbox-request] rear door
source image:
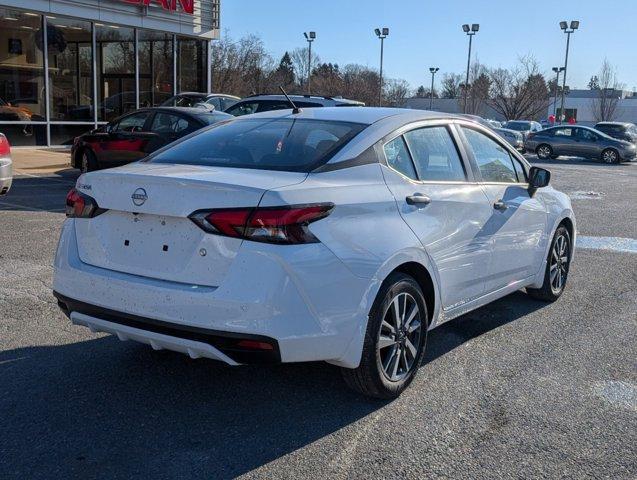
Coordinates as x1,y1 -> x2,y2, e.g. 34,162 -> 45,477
147,111 -> 201,152
459,125 -> 547,293
97,111 -> 153,165
380,122 -> 493,310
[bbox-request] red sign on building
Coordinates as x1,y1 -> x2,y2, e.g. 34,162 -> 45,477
122,0 -> 194,15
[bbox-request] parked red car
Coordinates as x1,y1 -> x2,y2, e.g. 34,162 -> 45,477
71,107 -> 232,172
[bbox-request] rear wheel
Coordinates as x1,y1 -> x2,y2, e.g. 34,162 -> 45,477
527,225 -> 571,302
601,148 -> 620,164
80,149 -> 98,173
536,144 -> 553,160
341,272 -> 428,399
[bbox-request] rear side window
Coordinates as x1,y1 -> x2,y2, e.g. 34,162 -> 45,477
403,126 -> 466,181
384,136 -> 417,180
462,127 -> 518,183
150,113 -> 192,134
148,118 -> 366,172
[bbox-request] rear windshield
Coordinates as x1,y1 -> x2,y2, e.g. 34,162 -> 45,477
147,118 -> 367,172
505,121 -> 532,131
596,125 -> 624,134
162,95 -> 207,107
195,113 -> 232,125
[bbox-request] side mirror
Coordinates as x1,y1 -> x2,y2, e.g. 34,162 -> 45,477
528,166 -> 550,195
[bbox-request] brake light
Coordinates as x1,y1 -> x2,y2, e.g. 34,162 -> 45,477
65,188 -> 106,218
190,203 -> 334,244
0,135 -> 10,156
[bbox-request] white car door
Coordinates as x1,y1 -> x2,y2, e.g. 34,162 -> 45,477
459,126 -> 547,293
380,123 -> 494,310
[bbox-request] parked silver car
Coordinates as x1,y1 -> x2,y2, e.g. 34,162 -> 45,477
503,120 -> 543,140
462,114 -> 523,150
0,133 -> 12,195
525,125 -> 637,164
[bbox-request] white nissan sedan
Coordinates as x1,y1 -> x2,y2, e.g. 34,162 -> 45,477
53,108 -> 575,398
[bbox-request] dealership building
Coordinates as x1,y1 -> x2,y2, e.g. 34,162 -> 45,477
0,0 -> 220,146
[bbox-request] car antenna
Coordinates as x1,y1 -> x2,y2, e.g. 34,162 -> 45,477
279,86 -> 302,114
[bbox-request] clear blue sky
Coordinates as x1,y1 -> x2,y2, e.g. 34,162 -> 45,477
222,0 -> 637,92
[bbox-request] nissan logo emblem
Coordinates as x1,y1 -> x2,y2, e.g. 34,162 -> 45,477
131,188 -> 148,206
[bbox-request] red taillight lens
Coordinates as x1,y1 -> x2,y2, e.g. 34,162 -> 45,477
190,203 -> 334,244
65,188 -> 106,218
0,135 -> 10,156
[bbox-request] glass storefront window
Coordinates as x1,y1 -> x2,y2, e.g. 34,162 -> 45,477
0,8 -> 46,145
139,31 -> 174,107
177,37 -> 206,93
96,24 -> 135,121
47,17 -> 92,121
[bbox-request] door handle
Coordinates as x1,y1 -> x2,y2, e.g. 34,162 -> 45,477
493,200 -> 508,211
406,194 -> 432,206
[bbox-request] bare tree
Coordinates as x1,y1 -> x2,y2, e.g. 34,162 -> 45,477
591,59 -> 622,122
440,73 -> 463,98
463,62 -> 490,115
290,47 -> 320,91
487,55 -> 549,120
384,79 -> 410,107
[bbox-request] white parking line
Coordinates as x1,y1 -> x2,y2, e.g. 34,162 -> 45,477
577,236 -> 637,254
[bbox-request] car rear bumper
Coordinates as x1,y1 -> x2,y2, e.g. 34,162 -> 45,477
0,157 -> 12,194
54,292 -> 280,364
53,219 -> 371,368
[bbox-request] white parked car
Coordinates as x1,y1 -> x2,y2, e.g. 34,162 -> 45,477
0,133 -> 12,195
53,108 -> 576,398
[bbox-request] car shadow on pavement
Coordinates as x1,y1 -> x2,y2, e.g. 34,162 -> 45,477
0,291 -> 545,479
0,173 -> 78,213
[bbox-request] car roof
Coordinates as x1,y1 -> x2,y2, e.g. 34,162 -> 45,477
595,121 -> 631,127
234,106 -> 461,125
123,106 -> 231,118
237,94 -> 364,106
173,92 -> 240,99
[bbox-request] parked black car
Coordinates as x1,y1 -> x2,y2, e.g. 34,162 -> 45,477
71,107 -> 232,172
524,125 -> 637,164
593,122 -> 637,144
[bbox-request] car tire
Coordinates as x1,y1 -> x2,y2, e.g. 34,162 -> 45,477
536,144 -> 553,160
601,148 -> 620,164
341,272 -> 429,399
80,149 -> 98,173
527,225 -> 572,302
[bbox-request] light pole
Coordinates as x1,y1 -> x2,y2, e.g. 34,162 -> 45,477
551,66 -> 565,121
303,31 -> 316,95
429,67 -> 439,110
558,20 -> 579,124
462,23 -> 479,114
374,27 -> 389,107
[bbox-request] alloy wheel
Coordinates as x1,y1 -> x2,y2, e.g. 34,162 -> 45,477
378,292 -> 422,382
537,145 -> 551,159
550,234 -> 570,294
602,149 -> 618,164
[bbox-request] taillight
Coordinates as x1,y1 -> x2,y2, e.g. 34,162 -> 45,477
190,203 -> 334,244
0,135 -> 10,156
65,188 -> 106,218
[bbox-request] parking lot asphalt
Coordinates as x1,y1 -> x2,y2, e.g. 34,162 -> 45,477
1,156 -> 636,479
